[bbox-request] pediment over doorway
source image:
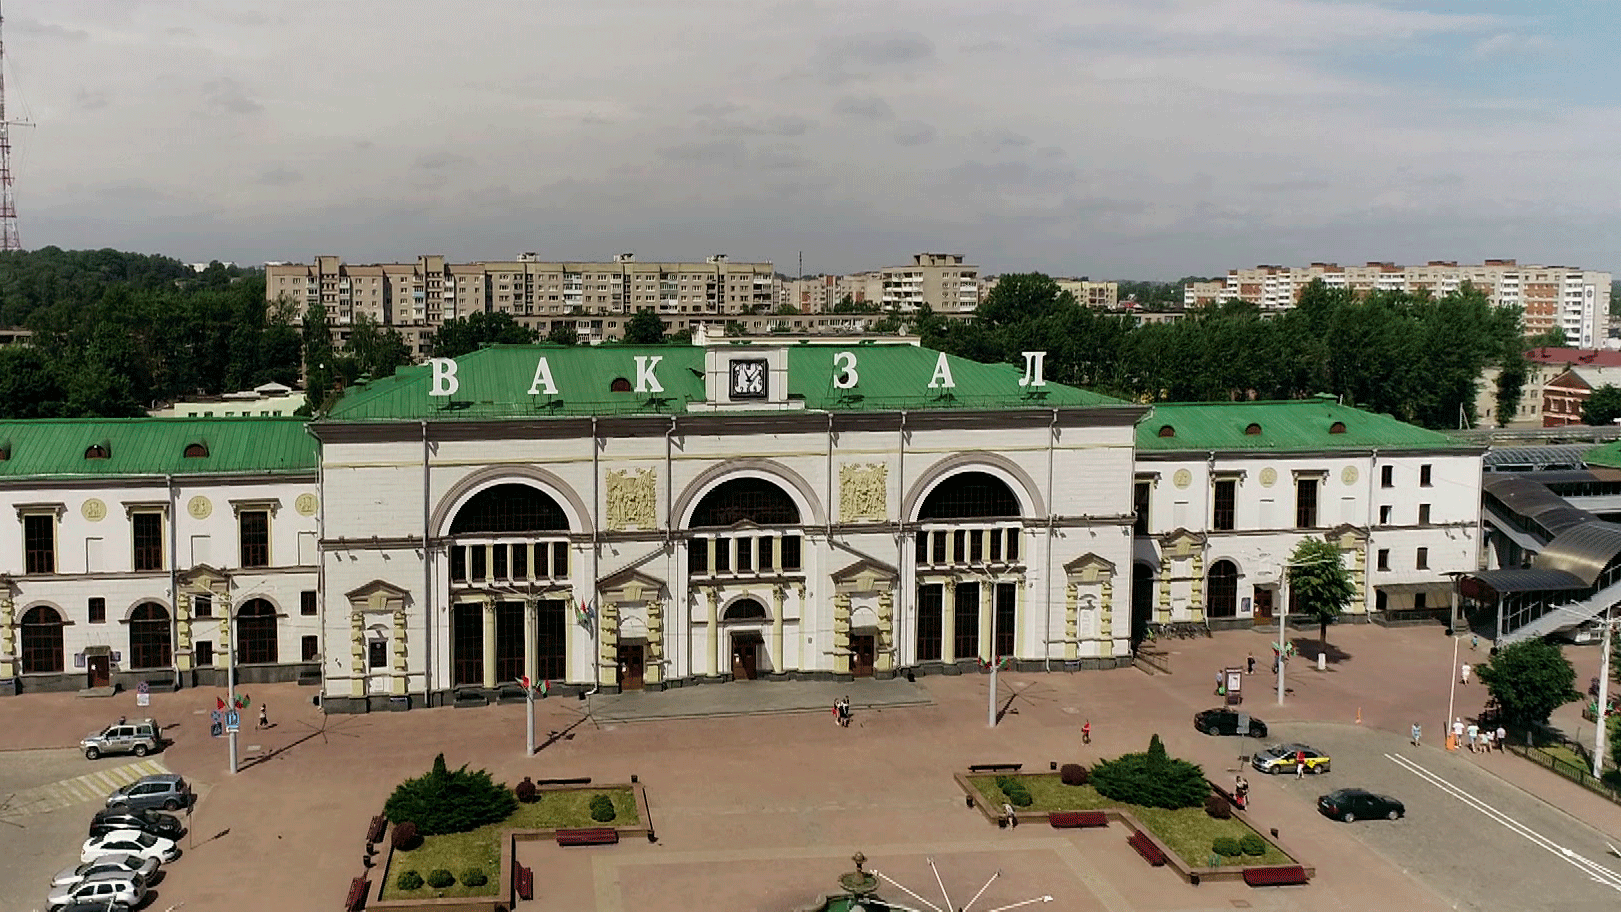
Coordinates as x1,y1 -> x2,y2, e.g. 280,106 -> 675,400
831,557 -> 897,595
345,579 -> 412,614
1156,529 -> 1206,559
179,564 -> 229,594
1063,552 -> 1117,583
598,568 -> 666,605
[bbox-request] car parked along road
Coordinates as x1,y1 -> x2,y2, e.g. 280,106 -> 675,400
1319,788 -> 1405,822
105,772 -> 190,813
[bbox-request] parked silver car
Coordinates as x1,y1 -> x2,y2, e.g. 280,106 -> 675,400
106,773 -> 190,812
51,852 -> 160,888
47,870 -> 146,910
81,718 -> 162,761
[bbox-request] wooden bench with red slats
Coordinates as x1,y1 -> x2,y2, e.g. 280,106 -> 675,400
1127,830 -> 1167,866
1048,810 -> 1109,829
344,876 -> 370,911
555,827 -> 620,847
515,863 -> 534,901
1243,865 -> 1309,887
365,815 -> 386,846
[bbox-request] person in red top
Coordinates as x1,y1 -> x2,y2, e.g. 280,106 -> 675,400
1295,749 -> 1307,779
1082,720 -> 1091,745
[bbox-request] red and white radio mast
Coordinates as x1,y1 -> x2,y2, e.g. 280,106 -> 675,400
0,0 -> 30,251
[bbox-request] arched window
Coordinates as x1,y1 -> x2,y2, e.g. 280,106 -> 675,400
1207,560 -> 1239,618
184,443 -> 209,458
1244,423 -> 1262,436
85,444 -> 109,459
690,478 -> 800,527
723,598 -> 768,621
610,377 -> 633,392
917,471 -> 1020,521
128,602 -> 172,670
450,483 -> 569,535
1329,421 -> 1347,434
20,605 -> 64,674
1157,425 -> 1176,438
237,598 -> 278,665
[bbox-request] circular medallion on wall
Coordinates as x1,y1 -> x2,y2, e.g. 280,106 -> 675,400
1260,467 -> 1278,487
82,498 -> 107,521
187,495 -> 212,520
1342,466 -> 1359,485
296,493 -> 319,517
1173,469 -> 1192,489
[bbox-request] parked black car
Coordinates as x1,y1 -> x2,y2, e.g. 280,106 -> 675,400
1193,708 -> 1268,738
1318,788 -> 1405,822
90,808 -> 185,841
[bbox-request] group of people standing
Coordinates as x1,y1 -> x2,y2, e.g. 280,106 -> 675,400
833,696 -> 852,727
1449,717 -> 1506,753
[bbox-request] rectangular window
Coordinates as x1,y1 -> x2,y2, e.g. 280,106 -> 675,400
536,599 -> 567,680
758,537 -> 774,571
194,594 -> 212,618
1420,464 -> 1433,487
1380,465 -> 1394,488
1377,548 -> 1390,571
534,542 -> 550,577
1414,592 -> 1427,610
451,603 -> 483,687
450,545 -> 467,582
552,542 -> 569,577
781,535 -> 802,571
1418,504 -> 1431,524
196,641 -> 213,666
1006,528 -> 1020,562
1295,478 -> 1319,528
915,584 -> 943,662
495,601 -> 523,683
1416,547 -> 1429,570
715,539 -> 731,573
238,510 -> 269,568
969,530 -> 984,563
88,597 -> 106,624
689,538 -> 710,574
953,583 -> 980,660
931,531 -> 947,564
132,512 -> 164,571
368,639 -> 387,669
300,590 -> 317,616
993,583 -> 1016,659
511,545 -> 528,579
1379,505 -> 1392,525
492,545 -> 508,580
952,530 -> 966,563
23,513 -> 55,574
915,531 -> 928,564
469,546 -> 487,581
301,635 -> 320,662
989,528 -> 1003,562
736,537 -> 753,572
1212,479 -> 1236,531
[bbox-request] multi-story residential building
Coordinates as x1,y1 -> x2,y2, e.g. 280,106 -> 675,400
1185,261 -> 1613,347
880,254 -> 980,314
0,419 -> 321,694
1541,365 -> 1621,426
1057,279 -> 1119,309
1473,348 -> 1621,428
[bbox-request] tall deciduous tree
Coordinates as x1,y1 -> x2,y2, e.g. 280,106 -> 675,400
1494,349 -> 1529,427
545,324 -> 579,346
1583,385 -> 1621,427
428,311 -> 539,359
1476,639 -> 1580,740
301,301 -> 336,416
1287,537 -> 1355,647
343,314 -> 413,381
622,309 -> 666,344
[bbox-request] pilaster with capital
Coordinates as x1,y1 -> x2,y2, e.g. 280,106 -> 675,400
0,597 -> 15,679
771,587 -> 786,675
646,599 -> 664,684
1064,583 -> 1079,660
706,589 -> 721,677
876,587 -> 894,673
1157,563 -> 1172,622
1189,552 -> 1205,620
1099,577 -> 1116,658
392,607 -> 409,695
832,593 -> 851,675
599,603 -> 619,687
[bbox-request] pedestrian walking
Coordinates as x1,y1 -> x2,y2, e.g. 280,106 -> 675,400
839,696 -> 852,727
1247,653 -> 1256,675
1216,669 -> 1225,695
1295,749 -> 1307,779
1411,722 -> 1422,747
1235,774 -> 1250,809
1003,802 -> 1018,828
1081,720 -> 1091,745
1470,634 -> 1479,651
1496,725 -> 1507,751
1481,728 -> 1494,753
1460,662 -> 1472,686
832,699 -> 842,726
258,703 -> 269,730
1452,717 -> 1465,749
1466,721 -> 1479,753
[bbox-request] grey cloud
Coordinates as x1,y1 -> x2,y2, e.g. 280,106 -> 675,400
977,129 -> 1031,150
689,101 -> 741,118
824,32 -> 934,67
833,95 -> 894,120
1249,178 -> 1330,193
703,114 -> 814,137
893,121 -> 936,146
73,88 -> 111,112
949,160 -> 1077,191
353,140 -> 375,150
201,77 -> 262,115
414,152 -> 472,170
258,167 -> 303,187
754,146 -> 811,171
11,18 -> 89,41
656,139 -> 747,165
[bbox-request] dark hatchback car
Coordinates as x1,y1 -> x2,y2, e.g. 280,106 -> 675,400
1318,788 -> 1405,822
90,808 -> 185,841
1194,708 -> 1268,738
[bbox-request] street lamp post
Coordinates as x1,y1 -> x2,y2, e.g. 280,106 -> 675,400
222,588 -> 238,775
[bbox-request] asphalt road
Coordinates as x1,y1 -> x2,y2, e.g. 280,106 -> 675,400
1261,722 -> 1621,912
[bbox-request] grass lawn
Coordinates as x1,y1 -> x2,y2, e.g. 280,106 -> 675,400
381,787 -> 638,899
968,774 -> 1292,869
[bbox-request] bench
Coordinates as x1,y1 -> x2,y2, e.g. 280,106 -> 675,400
1048,810 -> 1108,829
1127,831 -> 1167,866
968,763 -> 1023,773
537,776 -> 592,786
344,876 -> 370,911
556,827 -> 619,846
365,814 -> 386,846
453,689 -> 488,708
515,863 -> 534,901
1243,865 -> 1309,887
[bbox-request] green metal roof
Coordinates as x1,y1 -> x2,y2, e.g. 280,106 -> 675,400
323,343 -> 1126,421
0,418 -> 318,479
1135,398 -> 1466,453
1580,441 -> 1621,469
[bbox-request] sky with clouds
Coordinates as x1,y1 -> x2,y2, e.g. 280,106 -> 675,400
5,0 -> 1618,278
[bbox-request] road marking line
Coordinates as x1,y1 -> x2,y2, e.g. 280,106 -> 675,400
1385,752 -> 1621,892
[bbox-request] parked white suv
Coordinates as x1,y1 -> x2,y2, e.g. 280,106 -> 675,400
47,870 -> 146,910
81,718 -> 162,760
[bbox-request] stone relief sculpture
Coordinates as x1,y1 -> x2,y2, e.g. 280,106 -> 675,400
605,467 -> 658,531
839,463 -> 888,521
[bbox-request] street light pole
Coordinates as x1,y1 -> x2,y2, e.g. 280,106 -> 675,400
223,588 -> 238,775
1277,569 -> 1289,706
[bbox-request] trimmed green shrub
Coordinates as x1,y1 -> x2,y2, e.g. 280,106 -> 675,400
1239,833 -> 1267,856
1204,793 -> 1231,819
426,869 -> 455,889
460,867 -> 489,887
391,820 -> 419,851
385,753 -> 519,836
395,870 -> 424,891
1212,837 -> 1243,858
1090,734 -> 1211,810
515,777 -> 538,804
1059,764 -> 1088,786
589,794 -> 617,823
1004,782 -> 1033,807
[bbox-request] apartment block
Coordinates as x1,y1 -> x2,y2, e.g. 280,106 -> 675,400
1184,260 -> 1612,346
880,253 -> 980,313
1057,279 -> 1119,308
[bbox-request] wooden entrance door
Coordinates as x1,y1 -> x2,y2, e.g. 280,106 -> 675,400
731,635 -> 759,680
617,644 -> 645,691
851,635 -> 875,677
87,655 -> 111,688
1254,588 -> 1274,624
